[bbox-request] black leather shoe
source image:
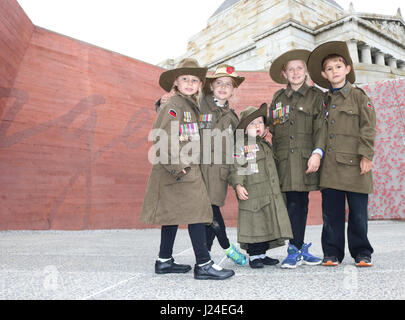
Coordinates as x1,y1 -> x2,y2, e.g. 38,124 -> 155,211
194,261 -> 235,280
249,258 -> 264,268
155,258 -> 192,274
262,256 -> 279,266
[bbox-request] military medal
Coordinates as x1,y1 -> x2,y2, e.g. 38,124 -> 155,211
249,163 -> 259,174
272,102 -> 290,125
241,144 -> 259,160
200,114 -> 213,129
179,122 -> 199,142
183,112 -> 192,122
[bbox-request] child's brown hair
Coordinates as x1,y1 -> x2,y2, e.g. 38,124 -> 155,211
321,54 -> 348,71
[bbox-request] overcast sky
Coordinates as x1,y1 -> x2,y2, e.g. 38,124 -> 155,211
16,0 -> 404,65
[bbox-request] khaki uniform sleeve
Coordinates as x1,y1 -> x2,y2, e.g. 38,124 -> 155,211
357,94 -> 376,160
312,92 -> 328,152
154,104 -> 190,178
228,153 -> 247,189
267,97 -> 277,134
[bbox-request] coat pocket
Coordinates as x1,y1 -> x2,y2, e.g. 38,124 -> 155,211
296,107 -> 313,133
238,196 -> 273,237
164,166 -> 197,185
336,105 -> 360,136
335,152 -> 360,166
239,196 -> 271,212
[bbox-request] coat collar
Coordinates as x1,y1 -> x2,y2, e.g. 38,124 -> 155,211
327,81 -> 353,99
285,82 -> 310,98
206,94 -> 230,113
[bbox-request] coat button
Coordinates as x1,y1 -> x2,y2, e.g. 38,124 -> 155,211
330,119 -> 335,124
290,135 -> 294,140
330,134 -> 335,139
290,120 -> 294,125
171,169 -> 176,175
291,149 -> 294,153
332,105 -> 336,109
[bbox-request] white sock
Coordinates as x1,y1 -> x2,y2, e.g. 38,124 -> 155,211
259,254 -> 267,259
198,260 -> 212,267
249,255 -> 261,261
158,257 -> 171,263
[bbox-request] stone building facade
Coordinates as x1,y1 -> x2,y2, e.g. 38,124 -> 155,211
159,0 -> 405,85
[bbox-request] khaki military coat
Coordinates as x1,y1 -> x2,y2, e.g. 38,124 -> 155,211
199,94 -> 239,207
140,94 -> 213,225
320,82 -> 376,194
268,83 -> 327,192
228,136 -> 293,250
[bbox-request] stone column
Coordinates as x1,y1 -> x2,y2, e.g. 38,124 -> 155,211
375,51 -> 385,66
346,39 -> 359,63
387,57 -> 397,69
360,44 -> 372,64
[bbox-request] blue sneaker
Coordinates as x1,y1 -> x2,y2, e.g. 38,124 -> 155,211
301,243 -> 322,265
225,243 -> 247,266
281,243 -> 303,269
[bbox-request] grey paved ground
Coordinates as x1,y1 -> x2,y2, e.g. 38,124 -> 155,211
0,221 -> 404,300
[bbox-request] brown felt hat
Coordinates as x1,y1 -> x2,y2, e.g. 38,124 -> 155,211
204,64 -> 245,93
159,58 -> 208,92
307,41 -> 356,89
236,103 -> 268,131
269,49 -> 311,84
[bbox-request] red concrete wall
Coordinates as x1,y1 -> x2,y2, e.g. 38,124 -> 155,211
0,1 -> 167,229
0,0 -> 34,119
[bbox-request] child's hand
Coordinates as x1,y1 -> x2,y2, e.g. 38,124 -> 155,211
161,88 -> 176,104
236,185 -> 248,200
360,157 -> 373,175
306,154 -> 321,174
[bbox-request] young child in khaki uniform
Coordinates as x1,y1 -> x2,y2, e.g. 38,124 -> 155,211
307,41 -> 376,267
140,58 -> 234,280
200,65 -> 247,266
156,64 -> 248,266
228,104 -> 293,268
268,49 -> 327,268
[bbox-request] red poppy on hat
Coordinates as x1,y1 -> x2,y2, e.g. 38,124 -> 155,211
226,66 -> 234,74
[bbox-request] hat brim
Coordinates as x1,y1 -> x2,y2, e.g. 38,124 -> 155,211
269,50 -> 311,84
159,67 -> 208,92
236,103 -> 268,131
307,41 -> 355,89
203,73 -> 245,93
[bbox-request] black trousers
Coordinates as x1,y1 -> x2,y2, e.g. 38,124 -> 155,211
286,191 -> 309,250
247,241 -> 269,256
159,224 -> 211,265
206,205 -> 231,251
321,188 -> 374,262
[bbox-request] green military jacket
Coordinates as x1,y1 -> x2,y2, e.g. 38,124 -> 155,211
199,94 -> 239,207
268,83 -> 327,192
320,82 -> 376,194
140,94 -> 213,225
228,136 -> 293,249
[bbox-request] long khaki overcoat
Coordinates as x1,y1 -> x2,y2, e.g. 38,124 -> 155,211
199,94 -> 239,207
228,136 -> 293,250
140,94 -> 213,225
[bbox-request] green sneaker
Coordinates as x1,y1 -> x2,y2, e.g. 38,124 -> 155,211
225,243 -> 247,266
